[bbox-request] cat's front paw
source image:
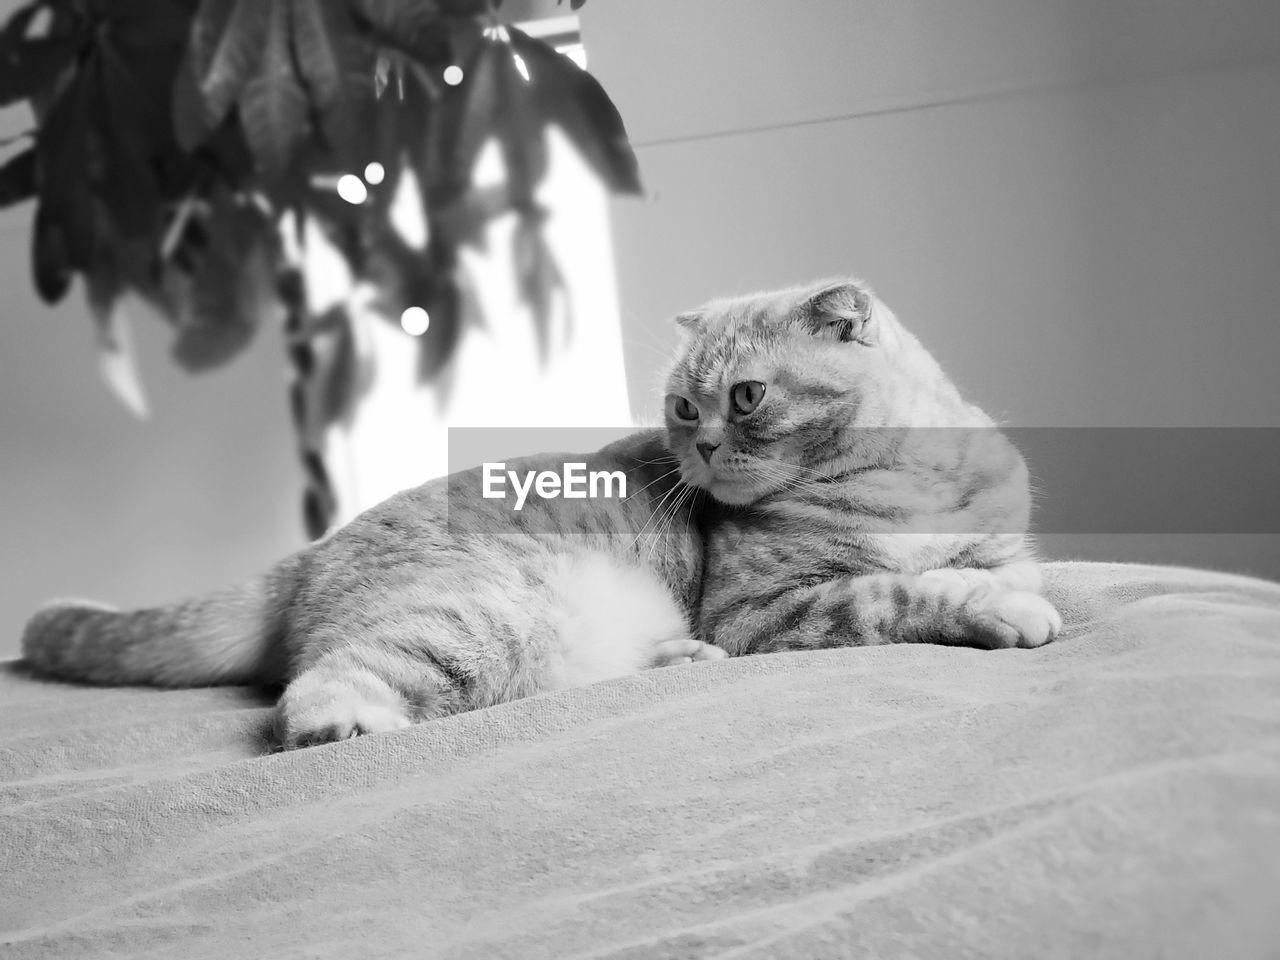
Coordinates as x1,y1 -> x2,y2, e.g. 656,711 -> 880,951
274,672 -> 412,749
650,638 -> 729,667
965,590 -> 1062,649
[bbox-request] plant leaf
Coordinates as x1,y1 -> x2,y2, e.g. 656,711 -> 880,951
98,316 -> 152,418
102,0 -> 197,52
171,47 -> 209,153
98,8 -> 188,145
350,0 -> 441,35
494,41 -> 548,208
348,0 -> 458,77
87,268 -> 151,419
0,12 -> 80,108
0,146 -> 36,207
170,300 -> 258,369
508,28 -> 641,194
416,254 -> 461,383
0,41 -> 79,108
166,192 -> 277,370
313,305 -> 367,428
290,0 -> 345,110
437,34 -> 548,210
441,37 -> 506,194
237,0 -> 309,177
0,2 -> 40,48
428,182 -> 509,255
33,74 -> 96,289
513,207 -> 564,363
298,1 -> 389,173
31,199 -> 72,302
435,0 -> 488,15
174,0 -> 271,150
95,52 -> 162,237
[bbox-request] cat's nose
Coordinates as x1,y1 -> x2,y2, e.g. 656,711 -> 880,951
696,441 -> 720,464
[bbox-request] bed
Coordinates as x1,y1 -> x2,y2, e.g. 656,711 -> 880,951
3,560 -> 1279,959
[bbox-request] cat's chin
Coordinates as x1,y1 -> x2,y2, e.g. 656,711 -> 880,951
679,461 -> 777,506
701,477 -> 773,507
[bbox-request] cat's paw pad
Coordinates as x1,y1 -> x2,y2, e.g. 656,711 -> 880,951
650,638 -> 729,667
969,590 -> 1062,649
292,704 -> 411,748
276,675 -> 412,749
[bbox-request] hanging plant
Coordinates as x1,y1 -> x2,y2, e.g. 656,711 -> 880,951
0,0 -> 641,536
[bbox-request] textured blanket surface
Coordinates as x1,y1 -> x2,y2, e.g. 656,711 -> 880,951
3,561 -> 1280,959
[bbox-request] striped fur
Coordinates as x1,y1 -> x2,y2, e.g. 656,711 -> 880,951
665,278 -> 1059,655
22,434 -> 720,747
22,277 -> 1057,749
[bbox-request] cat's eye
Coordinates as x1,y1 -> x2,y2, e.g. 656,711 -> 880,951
730,381 -> 766,415
671,396 -> 699,421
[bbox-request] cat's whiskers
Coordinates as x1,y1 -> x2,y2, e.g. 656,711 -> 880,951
745,460 -> 844,501
624,465 -> 684,504
644,482 -> 698,570
678,485 -> 703,559
627,454 -> 680,468
630,474 -> 690,553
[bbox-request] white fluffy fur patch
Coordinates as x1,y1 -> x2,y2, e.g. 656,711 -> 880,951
546,550 -> 692,689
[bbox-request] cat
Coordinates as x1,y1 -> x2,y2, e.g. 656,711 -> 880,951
665,280 -> 1056,655
21,278 -> 1059,748
21,440 -> 717,748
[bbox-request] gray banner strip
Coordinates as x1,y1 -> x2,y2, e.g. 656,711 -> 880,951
445,427 -> 1280,535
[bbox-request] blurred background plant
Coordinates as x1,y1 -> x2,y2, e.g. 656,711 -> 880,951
0,0 -> 639,537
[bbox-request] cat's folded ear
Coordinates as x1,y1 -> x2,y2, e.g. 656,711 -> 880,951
799,280 -> 876,345
674,311 -> 705,331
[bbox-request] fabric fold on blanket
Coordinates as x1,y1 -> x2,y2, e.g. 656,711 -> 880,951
3,561 -> 1279,959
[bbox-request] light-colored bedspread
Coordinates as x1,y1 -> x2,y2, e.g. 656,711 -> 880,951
3,561 -> 1280,959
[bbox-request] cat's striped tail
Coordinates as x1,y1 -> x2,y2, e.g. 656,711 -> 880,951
20,559 -> 300,688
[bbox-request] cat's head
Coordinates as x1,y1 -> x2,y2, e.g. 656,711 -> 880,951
662,278 -> 925,506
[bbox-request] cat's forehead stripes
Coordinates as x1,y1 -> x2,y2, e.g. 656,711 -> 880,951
676,329 -> 849,400
675,328 -> 756,394
772,368 -> 848,399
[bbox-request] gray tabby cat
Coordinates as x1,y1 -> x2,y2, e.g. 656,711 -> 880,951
670,280 -> 1056,654
21,278 -> 1059,748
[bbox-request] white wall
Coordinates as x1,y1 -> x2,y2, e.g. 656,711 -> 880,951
584,0 -> 1280,579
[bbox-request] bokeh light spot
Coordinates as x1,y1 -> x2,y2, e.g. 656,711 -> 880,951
400,306 -> 430,336
336,174 -> 368,205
